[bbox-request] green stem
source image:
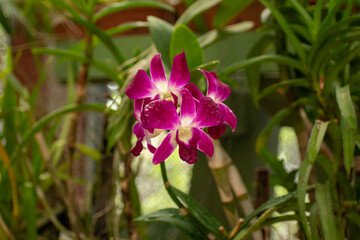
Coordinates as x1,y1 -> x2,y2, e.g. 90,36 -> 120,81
160,161 -> 184,208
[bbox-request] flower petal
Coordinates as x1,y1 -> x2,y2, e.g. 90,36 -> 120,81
179,88 -> 196,126
150,53 -> 168,91
191,96 -> 222,128
141,99 -> 181,130
130,122 -> 145,156
153,131 -> 177,164
219,103 -> 237,131
176,128 -> 199,164
125,70 -> 158,99
168,52 -> 191,91
208,123 -> 226,140
197,129 -> 214,157
200,69 -> 230,103
130,140 -> 143,157
184,83 -> 204,101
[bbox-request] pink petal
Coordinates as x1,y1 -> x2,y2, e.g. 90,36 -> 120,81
150,53 -> 168,90
200,69 -> 230,103
147,143 -> 156,154
219,103 -> 237,131
179,88 -> 196,125
153,131 -> 177,164
176,128 -> 200,164
168,52 -> 191,91
208,123 -> 226,140
125,70 -> 158,99
184,83 -> 204,101
130,141 -> 143,157
191,96 -> 222,128
130,122 -> 145,156
197,129 -> 214,157
141,99 -> 181,130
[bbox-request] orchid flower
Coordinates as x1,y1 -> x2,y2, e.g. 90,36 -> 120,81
198,70 -> 237,139
129,98 -> 156,156
125,52 -> 190,102
141,88 -> 221,164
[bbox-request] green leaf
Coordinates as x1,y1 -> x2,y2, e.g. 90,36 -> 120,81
288,0 -> 313,35
256,98 -> 310,155
316,182 -> 343,240
176,0 -> 222,26
259,0 -> 307,64
306,120 -> 329,164
297,160 -> 313,240
198,21 -> 254,49
335,83 -> 357,130
94,0 -> 174,22
2,77 -> 19,155
341,118 -> 355,175
22,183 -> 37,240
170,24 -> 203,71
346,212 -> 360,229
238,191 -> 296,231
11,104 -> 109,163
106,21 -> 148,36
106,105 -> 132,151
0,7 -> 11,34
147,16 -> 174,70
135,208 -> 205,239
309,204 -> 321,240
75,143 -> 101,161
297,120 -> 329,240
221,54 -> 305,77
69,17 -> 126,64
189,60 -> 219,84
32,48 -> 120,84
257,78 -> 310,101
172,187 -> 224,237
213,0 -> 254,28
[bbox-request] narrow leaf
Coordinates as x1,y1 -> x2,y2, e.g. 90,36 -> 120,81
176,0 -> 222,26
94,0 -> 174,22
259,0 -> 307,64
106,21 -> 148,36
316,183 -> 342,240
22,183 -> 37,240
341,118 -> 355,175
221,54 -> 305,77
213,0 -> 254,28
335,83 -> 357,130
135,208 -> 205,239
32,48 -> 120,83
172,187 -> 224,237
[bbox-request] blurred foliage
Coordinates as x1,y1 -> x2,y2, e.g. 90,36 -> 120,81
1,0 -> 360,240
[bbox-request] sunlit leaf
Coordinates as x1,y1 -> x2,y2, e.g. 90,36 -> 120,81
170,24 -> 203,71
214,0 -> 254,28
94,0 -> 174,22
176,0 -> 221,26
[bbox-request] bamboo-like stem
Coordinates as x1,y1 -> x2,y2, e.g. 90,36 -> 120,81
65,13 -> 94,240
206,139 -> 263,240
118,142 -> 139,240
160,161 -> 185,209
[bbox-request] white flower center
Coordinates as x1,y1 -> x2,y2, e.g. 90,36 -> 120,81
178,127 -> 192,144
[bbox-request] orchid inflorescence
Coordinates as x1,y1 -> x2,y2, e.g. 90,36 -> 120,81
125,52 -> 237,165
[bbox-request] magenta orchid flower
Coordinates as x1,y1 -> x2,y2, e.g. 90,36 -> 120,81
199,70 -> 237,139
141,88 -> 221,164
129,98 -> 156,156
125,52 -> 190,101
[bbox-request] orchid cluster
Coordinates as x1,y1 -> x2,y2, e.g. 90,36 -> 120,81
125,52 -> 236,165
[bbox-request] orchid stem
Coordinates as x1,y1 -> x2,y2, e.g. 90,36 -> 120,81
160,161 -> 184,209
